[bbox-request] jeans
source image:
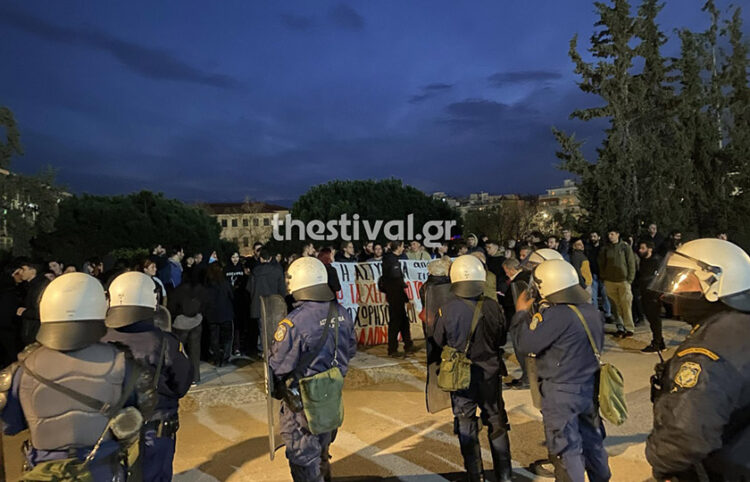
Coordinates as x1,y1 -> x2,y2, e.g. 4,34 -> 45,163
603,280 -> 634,332
590,275 -> 612,317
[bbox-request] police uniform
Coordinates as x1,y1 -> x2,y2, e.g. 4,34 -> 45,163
1,343 -> 146,481
269,300 -> 357,482
102,320 -> 194,481
513,302 -> 611,482
434,295 -> 512,481
1,272 -> 152,481
647,310 -> 750,480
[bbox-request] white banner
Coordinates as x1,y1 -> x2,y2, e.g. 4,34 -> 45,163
331,260 -> 430,346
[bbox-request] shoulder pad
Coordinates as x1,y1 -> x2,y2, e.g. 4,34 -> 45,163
0,363 -> 18,392
0,363 -> 18,410
17,342 -> 41,362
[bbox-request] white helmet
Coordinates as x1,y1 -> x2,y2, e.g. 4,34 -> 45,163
524,248 -> 564,269
106,271 -> 159,328
533,259 -> 590,304
450,255 -> 486,298
649,238 -> 750,312
287,257 -> 333,301
38,273 -> 108,351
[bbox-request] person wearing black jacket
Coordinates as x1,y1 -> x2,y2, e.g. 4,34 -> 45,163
246,249 -> 287,356
15,259 -> 50,347
224,252 -> 248,357
502,258 -> 532,389
317,248 -> 341,294
636,241 -> 664,352
0,265 -> 22,369
205,262 -> 234,366
169,267 -> 210,383
381,241 -> 415,357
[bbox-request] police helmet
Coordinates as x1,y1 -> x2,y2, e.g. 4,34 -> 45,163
106,271 -> 159,328
287,257 -> 334,302
37,273 -> 108,351
532,259 -> 590,304
649,238 -> 750,312
450,255 -> 486,298
523,248 -> 564,270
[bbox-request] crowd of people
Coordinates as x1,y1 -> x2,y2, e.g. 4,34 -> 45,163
1,223 -> 747,482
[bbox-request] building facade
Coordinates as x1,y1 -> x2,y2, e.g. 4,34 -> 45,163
203,202 -> 289,256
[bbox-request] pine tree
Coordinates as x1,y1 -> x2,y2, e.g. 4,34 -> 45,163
555,0 -> 641,234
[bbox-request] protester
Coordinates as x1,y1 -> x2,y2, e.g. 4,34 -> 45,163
640,223 -> 665,255
158,247 -> 184,293
47,260 -> 63,278
466,233 -> 485,254
636,241 -> 664,352
317,247 -> 341,294
569,238 -> 593,293
247,249 -> 287,356
169,266 -> 209,384
358,241 -> 375,262
485,241 -> 508,294
224,252 -> 249,357
371,243 -> 384,261
502,257 -> 531,389
205,262 -> 234,366
599,228 -> 636,337
558,229 -> 573,261
407,240 -> 431,261
335,241 -> 357,263
0,265 -> 21,369
15,258 -> 50,347
587,232 -> 613,319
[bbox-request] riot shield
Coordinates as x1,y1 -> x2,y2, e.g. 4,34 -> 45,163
260,294 -> 288,460
154,305 -> 172,332
510,281 -> 529,306
423,283 -> 453,414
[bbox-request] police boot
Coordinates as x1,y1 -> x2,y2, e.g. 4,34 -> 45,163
548,454 -> 574,482
289,463 -> 324,482
455,416 -> 484,481
489,430 -> 513,482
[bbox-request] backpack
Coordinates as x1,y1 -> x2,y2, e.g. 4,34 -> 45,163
568,304 -> 628,426
437,297 -> 484,392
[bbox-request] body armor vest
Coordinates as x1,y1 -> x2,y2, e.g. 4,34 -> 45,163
19,343 -> 127,451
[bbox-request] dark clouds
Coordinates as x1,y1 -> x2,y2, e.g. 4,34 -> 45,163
488,70 -> 563,87
328,4 -> 365,31
2,0 -> 743,203
409,83 -> 454,104
0,6 -> 241,89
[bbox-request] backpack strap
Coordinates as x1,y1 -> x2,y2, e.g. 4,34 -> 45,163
293,301 -> 338,379
459,296 -> 485,355
21,352 -> 141,418
567,304 -> 602,364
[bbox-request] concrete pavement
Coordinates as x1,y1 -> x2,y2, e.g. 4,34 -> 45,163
2,318 -> 691,481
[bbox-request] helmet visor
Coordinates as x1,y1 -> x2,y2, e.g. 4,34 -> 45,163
648,251 -> 721,300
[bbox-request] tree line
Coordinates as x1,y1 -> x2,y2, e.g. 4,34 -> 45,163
555,0 -> 750,247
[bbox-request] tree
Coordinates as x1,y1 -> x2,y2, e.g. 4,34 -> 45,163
554,0 -> 640,234
33,191 -> 227,266
266,179 -> 461,255
0,106 -> 62,256
463,196 -> 544,242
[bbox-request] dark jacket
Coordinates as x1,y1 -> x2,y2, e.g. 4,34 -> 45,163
512,303 -> 603,386
102,320 -> 193,419
646,310 -> 750,480
635,253 -> 662,293
168,282 -> 209,318
586,242 -> 602,277
381,252 -> 407,302
246,262 -> 286,319
486,254 -> 508,293
501,270 -> 531,321
20,276 -> 50,345
598,241 -> 636,283
434,296 -> 507,377
325,264 -> 341,294
206,280 -> 234,324
223,263 -> 245,289
569,250 -> 592,288
334,253 -> 357,263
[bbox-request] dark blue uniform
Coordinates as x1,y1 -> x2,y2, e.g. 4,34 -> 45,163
269,301 -> 357,482
512,303 -> 611,482
434,296 -> 512,481
1,343 -> 140,482
647,310 -> 750,480
102,320 -> 194,482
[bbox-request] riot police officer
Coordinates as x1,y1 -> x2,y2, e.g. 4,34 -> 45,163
102,271 -> 194,481
269,257 -> 357,482
0,272 -> 154,481
646,238 -> 750,480
512,259 -> 611,482
433,255 -> 513,482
